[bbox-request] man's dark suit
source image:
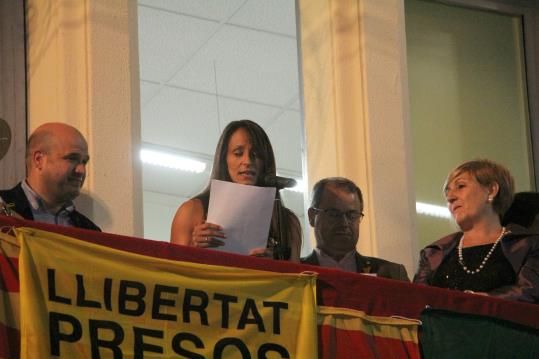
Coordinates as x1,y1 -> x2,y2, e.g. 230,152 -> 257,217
301,250 -> 409,281
0,183 -> 101,231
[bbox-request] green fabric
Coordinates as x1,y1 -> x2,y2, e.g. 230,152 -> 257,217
420,308 -> 539,359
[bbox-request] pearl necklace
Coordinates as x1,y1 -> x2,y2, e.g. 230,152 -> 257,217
457,227 -> 507,275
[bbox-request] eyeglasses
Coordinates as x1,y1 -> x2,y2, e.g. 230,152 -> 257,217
312,208 -> 364,222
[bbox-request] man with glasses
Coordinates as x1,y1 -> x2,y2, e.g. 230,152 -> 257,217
301,177 -> 408,281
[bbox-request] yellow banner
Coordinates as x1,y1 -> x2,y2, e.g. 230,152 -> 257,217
17,228 -> 317,358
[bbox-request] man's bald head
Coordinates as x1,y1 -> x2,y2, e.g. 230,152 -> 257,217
26,123 -> 87,170
26,123 -> 89,211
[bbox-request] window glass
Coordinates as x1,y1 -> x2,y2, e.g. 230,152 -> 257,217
406,0 -> 534,248
137,1 -> 308,252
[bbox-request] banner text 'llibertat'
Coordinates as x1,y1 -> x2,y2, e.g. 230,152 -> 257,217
46,268 -> 291,358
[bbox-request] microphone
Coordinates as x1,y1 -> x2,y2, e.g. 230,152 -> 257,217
262,174 -> 297,189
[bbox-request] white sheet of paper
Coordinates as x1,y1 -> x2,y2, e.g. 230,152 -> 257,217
207,179 -> 276,255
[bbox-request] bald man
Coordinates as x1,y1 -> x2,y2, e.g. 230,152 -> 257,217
0,123 -> 100,231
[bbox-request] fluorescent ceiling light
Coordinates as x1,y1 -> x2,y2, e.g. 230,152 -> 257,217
139,152 -> 451,220
140,149 -> 451,219
140,149 -> 206,173
416,202 -> 451,219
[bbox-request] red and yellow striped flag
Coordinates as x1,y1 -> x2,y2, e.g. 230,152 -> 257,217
317,305 -> 420,358
0,231 -> 20,359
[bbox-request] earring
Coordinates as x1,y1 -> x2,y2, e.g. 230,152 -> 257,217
488,197 -> 493,202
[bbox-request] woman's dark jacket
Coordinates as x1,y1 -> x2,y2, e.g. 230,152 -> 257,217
413,224 -> 539,303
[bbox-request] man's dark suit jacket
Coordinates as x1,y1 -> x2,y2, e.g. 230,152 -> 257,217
301,250 -> 409,281
0,182 -> 101,231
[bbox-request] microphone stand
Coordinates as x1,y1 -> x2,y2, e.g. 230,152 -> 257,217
272,193 -> 291,260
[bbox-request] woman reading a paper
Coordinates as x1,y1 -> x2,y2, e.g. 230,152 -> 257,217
170,120 -> 302,262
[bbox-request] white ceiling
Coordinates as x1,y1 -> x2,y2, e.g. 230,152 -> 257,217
138,0 -> 306,218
